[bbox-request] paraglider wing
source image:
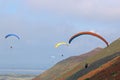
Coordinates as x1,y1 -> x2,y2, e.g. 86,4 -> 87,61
55,42 -> 69,48
5,34 -> 20,39
69,31 -> 109,47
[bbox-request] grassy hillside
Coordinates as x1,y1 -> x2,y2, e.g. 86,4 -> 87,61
66,38 -> 120,80
33,48 -> 102,80
78,56 -> 120,80
33,38 -> 120,80
67,52 -> 120,80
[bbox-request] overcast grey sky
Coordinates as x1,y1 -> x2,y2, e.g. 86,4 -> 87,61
0,0 -> 120,70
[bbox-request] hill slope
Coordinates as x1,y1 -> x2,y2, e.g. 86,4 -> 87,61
33,48 -> 103,80
66,38 -> 120,80
67,52 -> 120,80
33,38 -> 120,80
78,56 -> 120,80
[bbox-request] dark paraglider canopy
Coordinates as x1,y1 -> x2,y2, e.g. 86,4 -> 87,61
69,31 -> 109,47
5,34 -> 20,39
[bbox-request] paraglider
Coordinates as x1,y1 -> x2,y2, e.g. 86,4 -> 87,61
55,42 -> 69,48
61,54 -> 64,57
55,42 -> 68,57
85,63 -> 89,69
5,34 -> 20,39
69,31 -> 109,47
10,46 -> 13,48
5,34 -> 20,48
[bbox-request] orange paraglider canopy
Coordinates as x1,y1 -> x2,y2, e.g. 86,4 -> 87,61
69,31 -> 109,47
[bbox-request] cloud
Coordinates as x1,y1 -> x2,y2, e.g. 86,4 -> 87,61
0,0 -> 120,69
24,0 -> 120,20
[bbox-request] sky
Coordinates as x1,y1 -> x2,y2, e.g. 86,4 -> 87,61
0,0 -> 120,72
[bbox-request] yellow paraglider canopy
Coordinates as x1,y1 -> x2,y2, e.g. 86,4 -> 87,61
55,42 -> 69,48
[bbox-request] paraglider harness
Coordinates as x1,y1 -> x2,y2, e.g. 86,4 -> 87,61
85,63 -> 89,69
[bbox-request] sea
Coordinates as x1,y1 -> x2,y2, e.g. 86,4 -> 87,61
0,69 -> 44,80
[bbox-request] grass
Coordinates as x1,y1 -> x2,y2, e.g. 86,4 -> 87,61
84,78 -> 90,80
111,72 -> 118,77
34,38 -> 120,80
61,38 -> 120,80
